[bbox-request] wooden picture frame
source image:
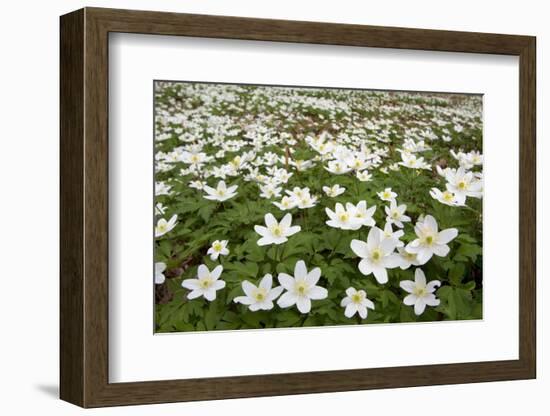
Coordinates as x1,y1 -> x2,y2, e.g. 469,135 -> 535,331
60,7 -> 536,408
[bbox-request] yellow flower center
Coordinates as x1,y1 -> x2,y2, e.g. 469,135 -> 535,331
413,287 -> 427,297
392,211 -> 399,219
443,191 -> 454,202
213,242 -> 223,252
200,277 -> 213,289
425,235 -> 434,245
383,191 -> 391,199
191,155 -> 199,163
254,289 -> 267,302
371,248 -> 383,261
405,252 -> 416,261
458,180 -> 467,190
339,213 -> 349,222
270,225 -> 283,237
157,223 -> 167,233
217,189 -> 226,196
351,293 -> 363,303
295,281 -> 308,295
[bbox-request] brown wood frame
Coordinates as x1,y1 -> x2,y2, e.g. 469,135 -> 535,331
60,7 -> 536,408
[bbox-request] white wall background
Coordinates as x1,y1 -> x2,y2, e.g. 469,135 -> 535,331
0,0 -> 545,414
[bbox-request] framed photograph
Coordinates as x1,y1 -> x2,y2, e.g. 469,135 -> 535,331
60,7 -> 536,408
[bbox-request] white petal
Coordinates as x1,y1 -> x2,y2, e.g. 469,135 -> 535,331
424,294 -> 441,306
254,225 -> 268,236
416,248 -> 433,265
382,253 -> 401,269
432,244 -> 450,257
415,269 -> 427,286
364,299 -> 375,310
345,303 -> 357,318
372,265 -> 388,284
211,265 -> 223,279
438,228 -> 458,244
294,260 -> 308,279
259,274 -> 273,290
277,292 -> 297,308
242,280 -> 256,297
264,213 -> 277,227
280,213 -> 292,228
296,297 -> 312,313
350,239 -> 368,258
414,299 -> 427,315
212,280 -> 225,290
367,227 -> 381,249
234,296 -> 254,305
286,225 -> 301,236
305,267 -> 322,286
358,259 -> 373,276
197,264 -> 209,279
278,273 -> 295,290
345,287 -> 356,297
181,279 -> 200,290
308,286 -> 328,300
187,290 -> 202,300
256,237 -> 271,246
427,280 -> 441,292
268,286 -> 284,301
403,294 -> 417,306
424,215 -> 438,232
400,280 -> 416,293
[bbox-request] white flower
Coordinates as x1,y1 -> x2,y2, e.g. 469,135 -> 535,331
181,264 -> 226,301
406,215 -> 458,264
155,214 -> 178,237
398,152 -> 431,170
350,227 -> 401,284
203,180 -> 238,202
254,213 -> 301,246
430,187 -> 464,206
259,183 -> 282,199
400,268 -> 441,315
346,201 -> 376,227
234,274 -> 284,311
273,195 -> 297,210
356,170 -> 373,182
189,180 -> 205,190
155,203 -> 167,216
277,260 -> 328,313
325,160 -> 352,175
155,181 -> 172,196
396,247 -> 422,270
325,202 -> 362,230
340,287 -> 375,319
445,167 -> 482,203
377,187 -> 397,202
381,222 -> 405,248
207,240 -> 229,261
384,200 -> 411,228
286,187 -> 318,209
323,184 -> 346,197
291,159 -> 313,171
295,193 -> 318,209
155,262 -> 166,284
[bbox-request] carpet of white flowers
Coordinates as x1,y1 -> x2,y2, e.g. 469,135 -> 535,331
153,81 -> 483,332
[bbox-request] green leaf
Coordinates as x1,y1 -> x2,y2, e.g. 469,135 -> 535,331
448,263 -> 466,285
224,261 -> 259,278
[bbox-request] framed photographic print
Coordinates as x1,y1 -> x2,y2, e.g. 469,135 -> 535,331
60,7 -> 536,408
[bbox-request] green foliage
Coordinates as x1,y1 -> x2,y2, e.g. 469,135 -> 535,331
154,82 -> 483,333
